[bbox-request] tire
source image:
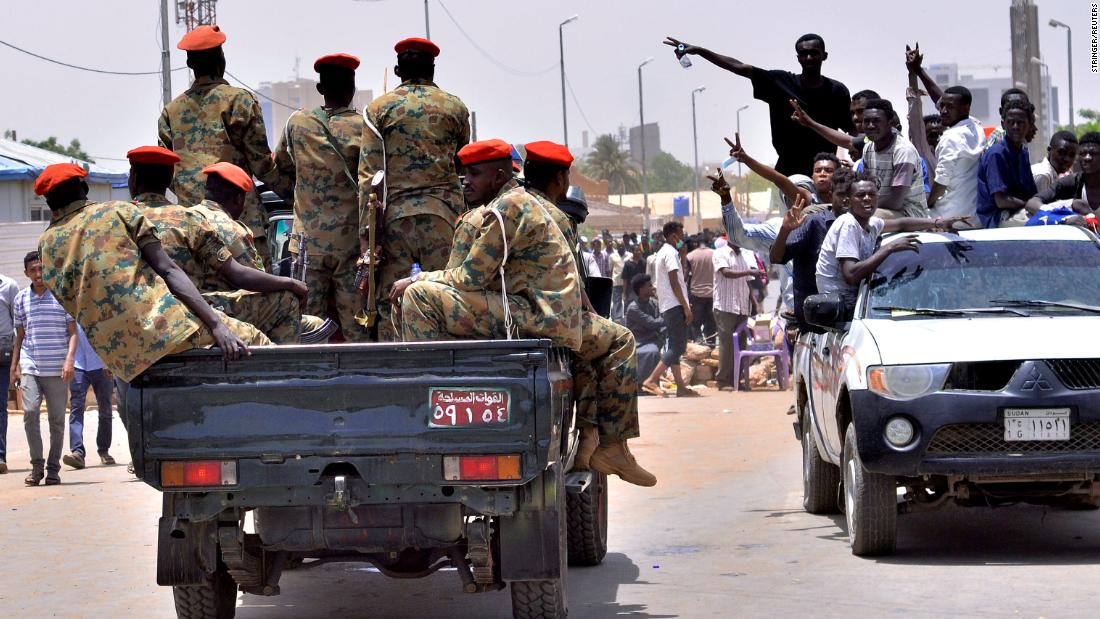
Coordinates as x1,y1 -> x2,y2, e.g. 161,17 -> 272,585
842,424 -> 897,556
173,560 -> 237,619
802,419 -> 841,515
567,471 -> 609,566
511,465 -> 568,619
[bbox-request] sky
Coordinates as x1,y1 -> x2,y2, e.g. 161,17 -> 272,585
0,0 -> 1095,172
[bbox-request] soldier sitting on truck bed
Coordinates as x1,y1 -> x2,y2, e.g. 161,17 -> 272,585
389,139 -> 656,487
128,147 -> 314,345
34,163 -> 269,383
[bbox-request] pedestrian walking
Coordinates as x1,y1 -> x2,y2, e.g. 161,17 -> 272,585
0,271 -> 17,474
63,324 -> 116,469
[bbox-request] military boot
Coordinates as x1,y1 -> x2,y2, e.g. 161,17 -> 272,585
589,441 -> 657,487
574,426 -> 599,470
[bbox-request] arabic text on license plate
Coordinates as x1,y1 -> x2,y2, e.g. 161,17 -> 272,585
429,388 -> 511,428
1003,408 -> 1071,441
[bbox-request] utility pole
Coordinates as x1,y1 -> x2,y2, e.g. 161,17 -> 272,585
159,0 -> 172,105
424,0 -> 431,39
1049,19 -> 1074,130
559,15 -> 578,148
691,86 -> 706,233
638,57 -> 654,233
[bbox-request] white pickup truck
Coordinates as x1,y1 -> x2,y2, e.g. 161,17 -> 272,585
793,225 -> 1100,556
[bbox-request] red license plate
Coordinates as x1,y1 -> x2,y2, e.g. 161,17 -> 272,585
429,388 -> 511,428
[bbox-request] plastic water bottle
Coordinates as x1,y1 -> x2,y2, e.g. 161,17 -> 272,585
676,44 -> 692,69
410,263 -> 421,278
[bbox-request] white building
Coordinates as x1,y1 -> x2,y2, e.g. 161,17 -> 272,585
0,139 -> 129,224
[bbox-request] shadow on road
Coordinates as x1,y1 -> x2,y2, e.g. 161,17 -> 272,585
235,551 -> 674,619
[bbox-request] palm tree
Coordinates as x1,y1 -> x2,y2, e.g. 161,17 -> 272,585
583,134 -> 640,198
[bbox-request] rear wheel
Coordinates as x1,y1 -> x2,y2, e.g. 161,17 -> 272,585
567,472 -> 609,566
172,559 -> 237,619
511,465 -> 568,619
842,424 -> 897,556
802,420 -> 841,514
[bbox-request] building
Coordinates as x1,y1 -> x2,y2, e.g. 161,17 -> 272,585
628,122 -> 660,166
0,138 -> 128,224
258,78 -> 374,147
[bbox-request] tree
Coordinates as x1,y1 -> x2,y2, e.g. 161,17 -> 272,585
20,136 -> 93,162
1056,109 -> 1100,138
646,151 -> 695,193
582,134 -> 639,195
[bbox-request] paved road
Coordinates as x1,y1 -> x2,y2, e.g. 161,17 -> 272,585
2,388 -> 1099,618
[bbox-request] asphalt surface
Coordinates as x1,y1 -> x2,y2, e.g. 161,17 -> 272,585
2,388 -> 1100,618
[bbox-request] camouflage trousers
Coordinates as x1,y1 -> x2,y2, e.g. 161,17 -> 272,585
399,281 -> 529,341
573,312 -> 641,442
170,309 -> 272,353
294,250 -> 371,342
377,214 -> 455,342
202,289 -> 303,344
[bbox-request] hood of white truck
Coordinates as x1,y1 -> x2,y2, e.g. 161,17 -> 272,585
862,315 -> 1100,365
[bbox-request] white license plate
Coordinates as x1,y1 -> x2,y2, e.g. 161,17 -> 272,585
1003,408 -> 1071,441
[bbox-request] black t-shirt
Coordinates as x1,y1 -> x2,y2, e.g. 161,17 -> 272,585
751,67 -> 853,177
620,258 -> 646,301
1037,172 -> 1086,203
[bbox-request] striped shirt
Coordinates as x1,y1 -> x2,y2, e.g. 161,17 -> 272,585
712,246 -> 752,316
13,287 -> 73,376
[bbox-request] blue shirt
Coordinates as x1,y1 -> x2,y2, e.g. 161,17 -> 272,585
776,209 -> 839,328
72,324 -> 105,372
13,287 -> 73,376
976,139 -> 1038,228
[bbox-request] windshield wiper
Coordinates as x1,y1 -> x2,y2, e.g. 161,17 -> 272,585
990,299 -> 1100,314
872,305 -> 1030,317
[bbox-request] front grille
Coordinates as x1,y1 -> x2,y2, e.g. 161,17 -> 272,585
1047,359 -> 1100,390
944,361 -> 1020,391
927,423 -> 1100,455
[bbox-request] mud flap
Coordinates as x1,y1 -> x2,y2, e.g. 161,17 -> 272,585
498,464 -> 564,581
156,515 -> 218,586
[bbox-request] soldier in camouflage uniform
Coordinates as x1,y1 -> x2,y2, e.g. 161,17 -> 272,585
522,142 -> 655,488
158,25 -> 285,270
33,163 -> 268,383
273,54 -> 368,341
126,150 -> 310,345
358,37 -> 471,341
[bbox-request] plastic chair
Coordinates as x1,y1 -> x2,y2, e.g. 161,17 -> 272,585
731,319 -> 790,391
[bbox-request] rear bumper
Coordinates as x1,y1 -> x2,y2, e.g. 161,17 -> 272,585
850,386 -> 1100,477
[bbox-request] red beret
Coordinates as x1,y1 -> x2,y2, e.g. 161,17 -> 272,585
457,139 -> 513,167
314,53 -> 360,73
34,163 -> 87,197
202,162 -> 254,193
524,141 -> 574,167
126,146 -> 181,166
395,37 -> 440,57
177,25 -> 226,52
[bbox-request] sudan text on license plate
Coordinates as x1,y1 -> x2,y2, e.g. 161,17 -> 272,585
429,388 -> 511,428
1003,408 -> 1071,441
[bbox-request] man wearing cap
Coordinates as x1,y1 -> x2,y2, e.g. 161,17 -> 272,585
274,54 -> 368,341
34,163 -> 270,383
525,142 -> 656,488
159,25 -> 284,270
359,37 -> 471,341
129,149 -> 310,345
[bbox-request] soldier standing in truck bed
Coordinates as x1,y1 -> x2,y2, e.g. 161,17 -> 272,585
358,37 -> 471,341
158,25 -> 284,270
274,53 -> 368,341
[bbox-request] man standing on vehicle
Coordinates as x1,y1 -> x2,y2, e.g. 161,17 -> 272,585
158,25 -> 283,268
131,149 -> 312,344
274,53 -> 368,341
35,163 -> 269,383
359,38 -> 470,341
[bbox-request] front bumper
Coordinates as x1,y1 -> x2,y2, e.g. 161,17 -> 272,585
850,363 -> 1100,477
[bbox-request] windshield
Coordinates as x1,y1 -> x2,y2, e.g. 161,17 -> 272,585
865,239 -> 1100,319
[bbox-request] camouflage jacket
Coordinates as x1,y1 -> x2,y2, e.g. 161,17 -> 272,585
136,192 -> 234,291
158,76 -> 285,238
535,191 -> 586,279
357,79 -> 470,226
273,106 -> 363,257
191,199 -> 265,284
37,199 -> 202,381
421,181 -> 583,351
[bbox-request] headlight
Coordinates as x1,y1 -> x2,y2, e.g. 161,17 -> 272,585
884,417 -> 915,447
867,364 -> 951,400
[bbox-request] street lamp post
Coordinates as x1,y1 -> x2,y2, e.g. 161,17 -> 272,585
559,15 -> 579,148
638,57 -> 654,233
691,86 -> 706,233
735,104 -> 749,210
1050,19 -> 1074,130
424,0 -> 430,38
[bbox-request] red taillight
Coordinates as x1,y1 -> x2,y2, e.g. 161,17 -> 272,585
443,455 -> 521,481
161,461 -> 238,488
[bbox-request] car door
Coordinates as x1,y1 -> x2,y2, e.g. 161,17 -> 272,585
808,331 -> 841,457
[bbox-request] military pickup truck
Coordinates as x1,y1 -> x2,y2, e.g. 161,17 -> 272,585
122,338 -> 607,619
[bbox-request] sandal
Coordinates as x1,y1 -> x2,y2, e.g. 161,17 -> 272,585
676,388 -> 702,398
641,383 -> 666,397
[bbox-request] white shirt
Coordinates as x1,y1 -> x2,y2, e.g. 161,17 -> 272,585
608,251 -> 630,282
932,116 -> 984,219
654,244 -> 689,313
581,252 -> 602,277
712,246 -> 752,316
0,273 -> 17,341
816,213 -> 886,301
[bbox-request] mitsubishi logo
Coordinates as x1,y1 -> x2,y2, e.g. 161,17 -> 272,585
1021,367 -> 1053,391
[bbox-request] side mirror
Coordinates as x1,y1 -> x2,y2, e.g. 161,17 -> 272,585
803,293 -> 845,332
